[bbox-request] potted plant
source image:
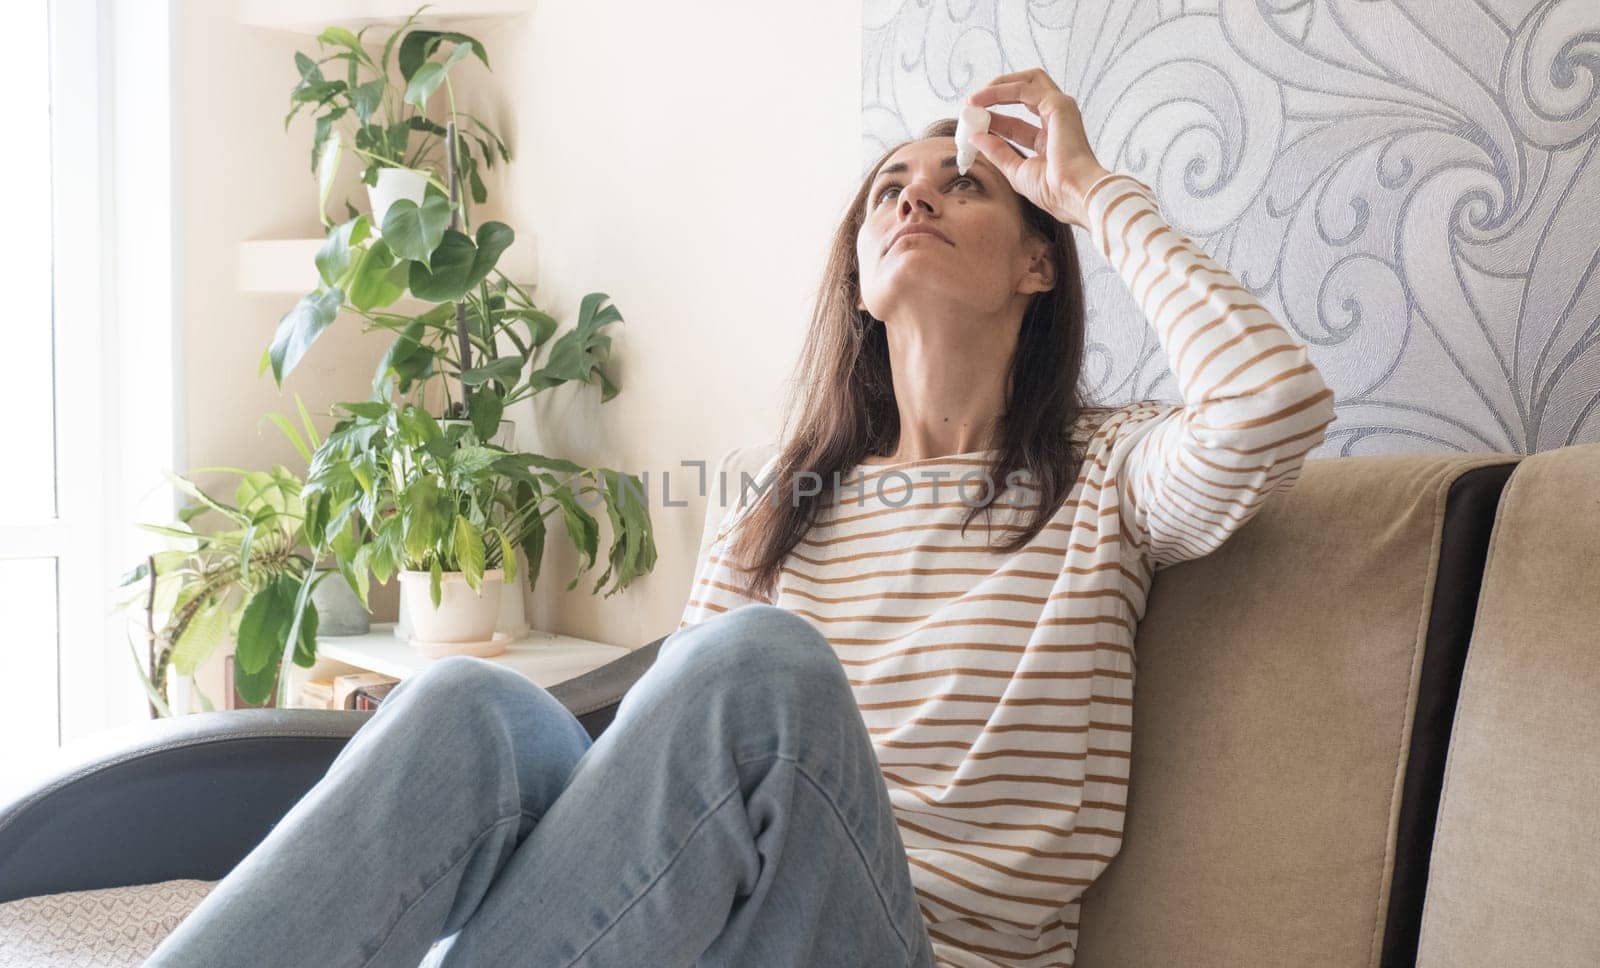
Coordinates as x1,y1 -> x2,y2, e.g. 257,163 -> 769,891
263,8 -> 653,674
285,5 -> 509,228
118,406 -> 338,714
299,391 -> 655,664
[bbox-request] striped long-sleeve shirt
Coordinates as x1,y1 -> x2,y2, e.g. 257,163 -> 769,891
677,172 -> 1337,967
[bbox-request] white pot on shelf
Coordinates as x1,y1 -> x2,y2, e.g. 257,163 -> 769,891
397,569 -> 508,659
367,166 -> 430,231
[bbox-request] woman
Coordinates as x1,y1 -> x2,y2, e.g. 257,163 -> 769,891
148,68 -> 1334,968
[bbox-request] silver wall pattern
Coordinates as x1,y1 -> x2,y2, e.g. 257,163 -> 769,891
862,0 -> 1600,455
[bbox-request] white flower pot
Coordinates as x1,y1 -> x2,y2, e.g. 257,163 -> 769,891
397,569 -> 504,653
367,167 -> 430,232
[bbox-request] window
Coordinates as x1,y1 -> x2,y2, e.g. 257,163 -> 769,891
2,0 -> 177,786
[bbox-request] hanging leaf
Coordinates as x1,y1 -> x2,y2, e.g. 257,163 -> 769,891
454,515 -> 486,590
407,222 -> 513,303
345,240 -> 406,311
268,287 -> 344,385
171,596 -> 230,677
398,30 -> 490,82
235,576 -> 297,676
293,601 -> 321,668
527,292 -> 622,395
315,214 -> 371,288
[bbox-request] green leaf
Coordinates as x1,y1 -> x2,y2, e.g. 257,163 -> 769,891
593,468 -> 658,597
459,356 -> 521,387
379,194 -> 450,266
293,51 -> 324,84
167,471 -> 251,526
429,557 -> 443,607
454,516 -> 485,591
345,240 -> 406,311
171,597 -> 229,677
554,486 -> 599,576
294,600 -> 321,668
233,651 -> 278,707
339,401 -> 390,419
338,544 -> 372,611
520,513 -> 546,590
497,529 -> 518,583
527,292 -> 621,395
315,215 -> 370,288
264,413 -> 312,463
398,30 -> 490,81
403,475 -> 442,564
373,319 -> 435,394
351,78 -> 384,122
268,287 -> 344,384
317,128 -> 343,216
451,445 -> 502,477
468,387 -> 503,440
403,61 -> 445,110
118,560 -> 150,588
407,222 -> 513,303
318,26 -> 368,62
236,576 -> 296,676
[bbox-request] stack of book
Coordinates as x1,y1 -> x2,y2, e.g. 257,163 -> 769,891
298,671 -> 401,710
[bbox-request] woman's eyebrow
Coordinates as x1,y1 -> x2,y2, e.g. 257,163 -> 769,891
872,156 -> 993,187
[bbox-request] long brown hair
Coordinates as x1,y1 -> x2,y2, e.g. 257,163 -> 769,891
728,117 -> 1104,602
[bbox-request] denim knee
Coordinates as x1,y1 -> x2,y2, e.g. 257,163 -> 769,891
672,604 -> 847,701
391,654 -> 548,725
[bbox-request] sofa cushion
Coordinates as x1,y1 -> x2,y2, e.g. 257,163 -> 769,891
1416,443 -> 1600,968
0,879 -> 215,967
1074,452 -> 1519,968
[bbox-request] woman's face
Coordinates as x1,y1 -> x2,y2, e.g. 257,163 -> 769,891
855,136 -> 1054,326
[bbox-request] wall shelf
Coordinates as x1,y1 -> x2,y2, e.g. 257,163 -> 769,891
314,623 -> 627,687
238,233 -> 537,296
238,0 -> 530,35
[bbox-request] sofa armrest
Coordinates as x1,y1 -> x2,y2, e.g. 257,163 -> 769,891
0,708 -> 371,902
544,633 -> 665,739
0,634 -> 670,901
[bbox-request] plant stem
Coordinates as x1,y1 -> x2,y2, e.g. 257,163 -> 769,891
446,117 -> 472,416
145,554 -> 159,720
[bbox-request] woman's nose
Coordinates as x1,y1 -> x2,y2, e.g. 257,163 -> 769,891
898,178 -> 938,216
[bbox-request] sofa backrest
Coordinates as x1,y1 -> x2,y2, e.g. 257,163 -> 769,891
1065,451 -> 1520,968
1415,443 -> 1600,968
701,441 -> 1562,967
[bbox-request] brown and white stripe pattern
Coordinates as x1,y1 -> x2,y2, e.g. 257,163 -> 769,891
677,172 -> 1335,967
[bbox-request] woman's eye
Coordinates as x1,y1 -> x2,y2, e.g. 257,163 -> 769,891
873,176 -> 977,204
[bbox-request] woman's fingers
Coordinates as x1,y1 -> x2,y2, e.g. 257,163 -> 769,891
984,112 -> 1044,155
967,68 -> 1063,113
971,131 -> 1026,179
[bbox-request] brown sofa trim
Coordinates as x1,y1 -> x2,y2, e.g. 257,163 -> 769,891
1379,460 -> 1518,968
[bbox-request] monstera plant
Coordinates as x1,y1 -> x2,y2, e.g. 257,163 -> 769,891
252,8 -> 657,699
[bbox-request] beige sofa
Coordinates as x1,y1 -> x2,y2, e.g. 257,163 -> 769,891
2,441 -> 1596,968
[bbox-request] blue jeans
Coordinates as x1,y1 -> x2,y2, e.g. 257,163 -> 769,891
146,603 -> 938,968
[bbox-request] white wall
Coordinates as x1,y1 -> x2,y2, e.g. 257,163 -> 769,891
172,0 -> 862,707
491,0 -> 863,647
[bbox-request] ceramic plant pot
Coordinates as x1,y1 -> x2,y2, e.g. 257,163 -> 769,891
367,166 -> 430,231
396,569 -> 507,658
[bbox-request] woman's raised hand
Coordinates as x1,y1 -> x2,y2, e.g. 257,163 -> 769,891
966,69 -> 1110,229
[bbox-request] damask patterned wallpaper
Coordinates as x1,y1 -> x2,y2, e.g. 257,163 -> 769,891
862,0 -> 1600,455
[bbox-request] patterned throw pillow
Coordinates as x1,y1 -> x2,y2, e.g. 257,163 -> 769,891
0,879 -> 217,967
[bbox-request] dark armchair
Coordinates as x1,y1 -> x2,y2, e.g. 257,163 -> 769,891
0,634 -> 669,904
